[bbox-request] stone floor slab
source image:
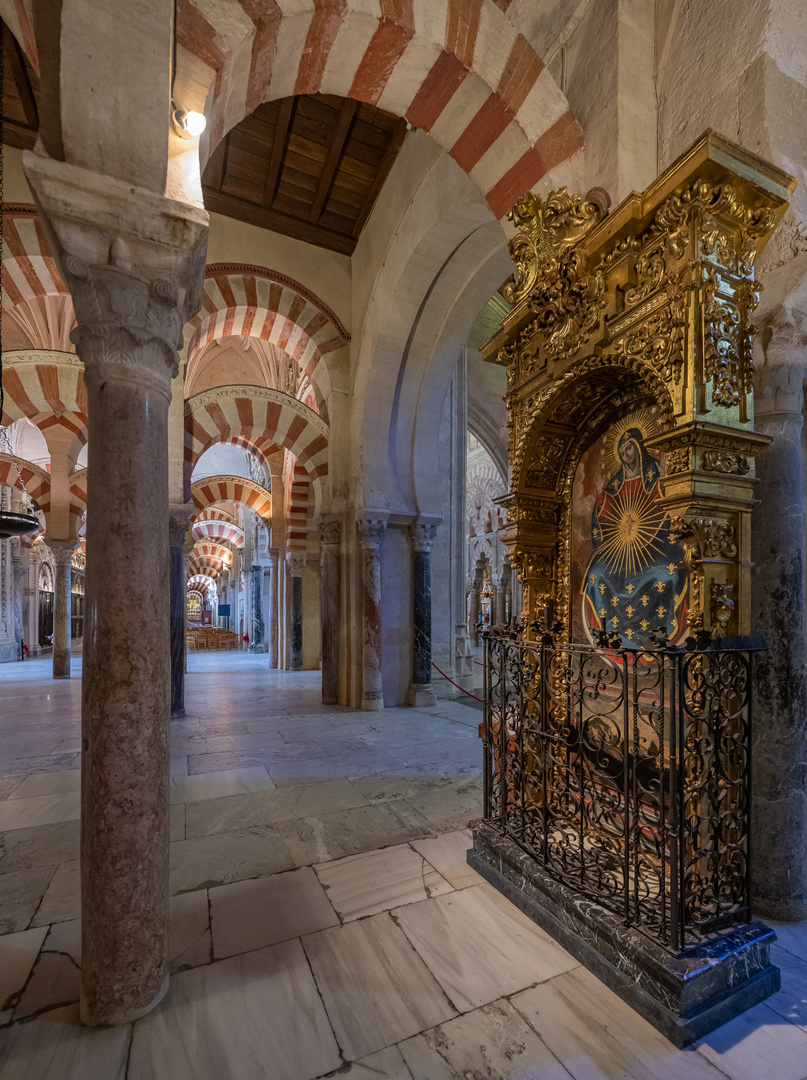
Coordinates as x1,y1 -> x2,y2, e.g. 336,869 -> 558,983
0,867 -> 55,934
0,792 -> 80,832
169,766 -> 275,804
0,1004 -> 130,1080
410,830 -> 481,890
0,925 -> 48,1024
277,801 -> 433,867
169,826 -> 293,894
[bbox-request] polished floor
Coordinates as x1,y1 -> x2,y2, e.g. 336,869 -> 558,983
1,653 -> 807,1078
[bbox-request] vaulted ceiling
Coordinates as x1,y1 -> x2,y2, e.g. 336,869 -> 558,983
202,94 -> 408,256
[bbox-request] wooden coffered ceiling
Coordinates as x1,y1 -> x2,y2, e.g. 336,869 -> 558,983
1,22 -> 39,150
202,94 -> 408,256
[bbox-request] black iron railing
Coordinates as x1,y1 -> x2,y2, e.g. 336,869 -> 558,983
482,626 -> 757,952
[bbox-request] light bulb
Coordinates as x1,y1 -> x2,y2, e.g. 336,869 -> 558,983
173,108 -> 207,139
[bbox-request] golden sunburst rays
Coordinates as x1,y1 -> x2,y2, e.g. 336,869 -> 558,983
596,481 -> 667,578
606,407 -> 661,474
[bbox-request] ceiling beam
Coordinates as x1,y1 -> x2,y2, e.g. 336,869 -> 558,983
203,186 -> 356,255
352,119 -> 408,237
309,98 -> 358,223
263,97 -> 296,207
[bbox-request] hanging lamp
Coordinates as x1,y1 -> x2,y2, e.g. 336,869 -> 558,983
0,44 -> 40,541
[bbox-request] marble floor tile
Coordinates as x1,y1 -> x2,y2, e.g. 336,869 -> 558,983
0,925 -> 48,1024
169,765 -> 275,804
7,771 -> 81,801
0,754 -> 79,778
695,999 -> 807,1080
210,866 -> 338,959
304,912 -> 456,1061
13,920 -> 81,1021
31,860 -> 79,926
0,867 -> 55,934
277,800 -> 433,868
170,802 -> 186,842
170,890 -> 212,973
399,998 -> 571,1080
768,918 -> 807,963
0,820 -> 80,875
401,788 -> 481,832
0,777 -> 25,801
0,1004 -> 130,1079
187,751 -> 284,775
512,966 -> 737,1079
128,939 -> 341,1080
315,844 -> 453,922
184,777 -> 368,839
768,943 -> 807,1032
169,825 -> 293,894
0,792 -> 80,832
410,831 -> 481,890
392,883 -> 578,1012
201,731 -> 288,753
317,1045 -> 411,1079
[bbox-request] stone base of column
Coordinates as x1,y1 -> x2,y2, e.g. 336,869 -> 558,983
405,682 -> 437,707
81,974 -> 169,1027
171,706 -> 186,719
361,695 -> 385,711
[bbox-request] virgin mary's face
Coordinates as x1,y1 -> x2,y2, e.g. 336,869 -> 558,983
618,439 -> 639,474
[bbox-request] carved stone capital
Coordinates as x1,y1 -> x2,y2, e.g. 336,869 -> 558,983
357,518 -> 387,551
318,515 -> 341,547
409,522 -> 438,553
268,547 -> 280,568
287,554 -> 306,578
49,539 -> 77,566
755,311 -> 807,416
23,152 -> 208,384
168,503 -> 194,548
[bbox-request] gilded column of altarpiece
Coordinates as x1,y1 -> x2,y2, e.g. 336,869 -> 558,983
482,131 -> 796,644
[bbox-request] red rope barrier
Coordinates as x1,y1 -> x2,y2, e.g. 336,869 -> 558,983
431,661 -> 484,703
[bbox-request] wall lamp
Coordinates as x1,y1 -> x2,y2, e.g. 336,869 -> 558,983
172,107 -> 207,139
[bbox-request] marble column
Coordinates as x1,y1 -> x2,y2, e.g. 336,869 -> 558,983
268,548 -> 279,667
50,542 -> 74,679
169,506 -> 191,716
288,555 -> 305,670
25,154 -> 208,1025
358,518 -> 386,710
319,516 -> 341,704
406,523 -> 438,707
249,564 -> 265,652
495,574 -> 507,626
751,317 -> 807,919
469,567 -> 483,645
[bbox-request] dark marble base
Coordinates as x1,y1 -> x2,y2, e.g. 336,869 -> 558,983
469,821 -> 780,1048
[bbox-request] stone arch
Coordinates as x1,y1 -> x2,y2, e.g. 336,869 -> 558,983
188,552 -> 226,579
185,387 -> 329,502
196,506 -> 239,527
0,351 -> 88,453
186,266 -> 349,417
192,540 -> 234,569
1,205 -> 68,308
192,517 -> 245,548
0,453 -> 51,516
190,474 -> 272,521
187,574 -> 216,595
286,459 -> 311,555
180,1 -> 582,219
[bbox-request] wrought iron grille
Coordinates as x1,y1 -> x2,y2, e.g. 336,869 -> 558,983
482,629 -> 756,951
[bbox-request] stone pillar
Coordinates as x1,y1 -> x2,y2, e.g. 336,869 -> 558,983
288,555 -> 305,670
469,564 -> 483,645
358,518 -> 386,710
50,542 -> 74,679
751,318 -> 807,919
249,564 -> 265,652
495,574 -> 507,626
268,548 -> 279,667
319,516 -> 341,704
24,153 -> 208,1026
169,506 -> 191,716
406,523 -> 438,707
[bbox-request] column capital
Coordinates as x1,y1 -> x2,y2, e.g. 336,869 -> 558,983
318,515 -> 341,547
268,547 -> 280,567
357,516 -> 387,551
168,503 -> 194,548
23,153 -> 208,383
287,554 -> 306,578
756,310 -> 807,417
49,539 -> 77,565
409,522 -> 438,553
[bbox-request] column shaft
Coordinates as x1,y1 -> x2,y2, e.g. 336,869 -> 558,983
289,556 -> 305,670
169,508 -> 190,717
319,517 -> 341,704
268,549 -> 279,667
359,519 -> 386,710
406,523 -> 437,707
51,545 -> 73,679
249,565 -> 265,652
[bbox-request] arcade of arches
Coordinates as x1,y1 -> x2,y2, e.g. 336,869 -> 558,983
2,1 -> 807,1076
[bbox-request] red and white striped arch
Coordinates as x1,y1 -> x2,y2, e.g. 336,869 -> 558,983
0,353 -> 88,450
179,0 -> 582,219
192,540 -> 234,568
1,206 -> 67,310
187,266 -> 348,415
185,386 -> 328,484
190,475 -> 272,520
188,553 -> 225,578
187,574 -> 216,594
192,517 -> 245,548
196,506 -> 239,527
0,454 -> 51,518
286,459 -> 311,555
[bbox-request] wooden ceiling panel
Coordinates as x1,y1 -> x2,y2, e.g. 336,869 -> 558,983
202,93 -> 408,255
1,21 -> 40,151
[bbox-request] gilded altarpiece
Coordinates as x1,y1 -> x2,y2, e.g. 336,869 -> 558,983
483,132 -> 796,645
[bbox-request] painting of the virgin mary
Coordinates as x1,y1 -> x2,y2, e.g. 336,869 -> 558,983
581,426 -> 688,646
